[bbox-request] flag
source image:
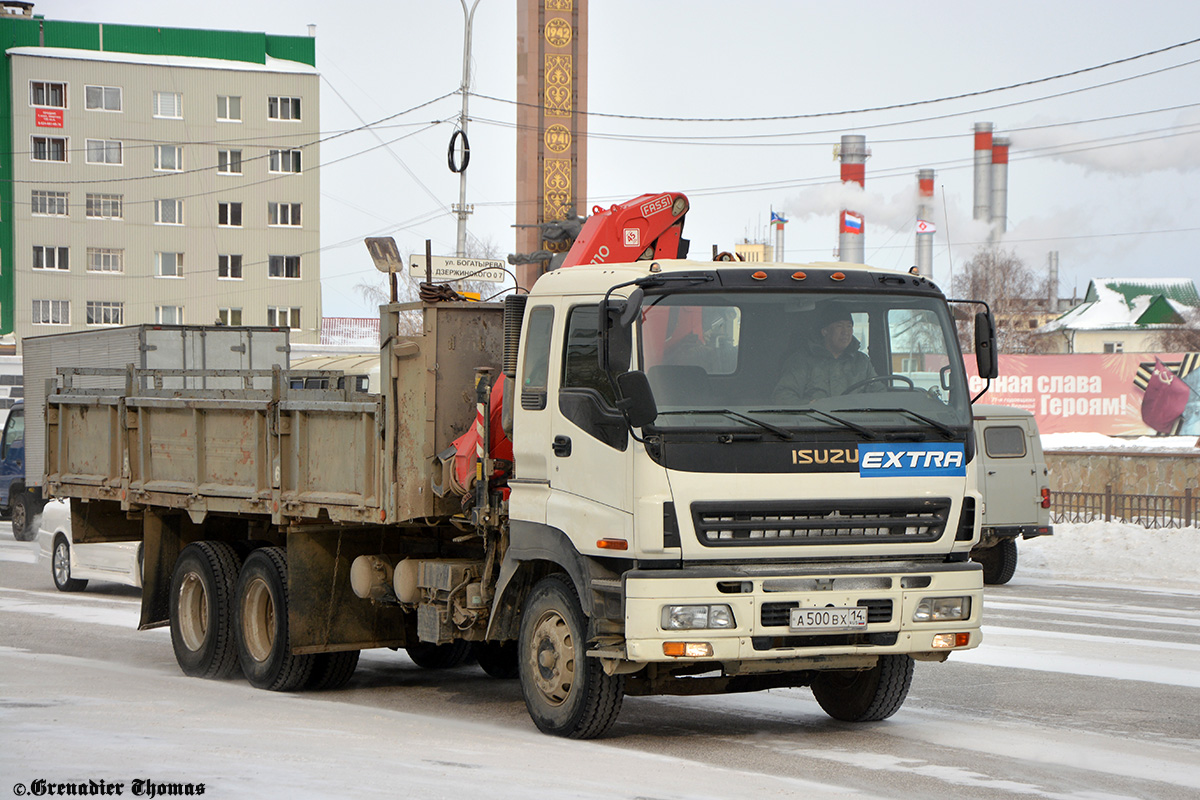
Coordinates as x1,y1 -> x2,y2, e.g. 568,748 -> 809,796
1140,357 -> 1190,433
770,211 -> 787,228
916,219 -> 936,234
841,211 -> 863,234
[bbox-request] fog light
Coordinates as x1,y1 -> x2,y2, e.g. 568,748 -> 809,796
662,604 -> 735,630
932,632 -> 971,648
663,642 -> 713,658
913,596 -> 970,622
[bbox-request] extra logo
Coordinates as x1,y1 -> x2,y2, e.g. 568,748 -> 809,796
857,443 -> 966,477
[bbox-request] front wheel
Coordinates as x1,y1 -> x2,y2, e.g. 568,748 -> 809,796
518,574 -> 624,739
974,538 -> 1019,585
811,654 -> 914,722
11,491 -> 41,542
51,536 -> 87,592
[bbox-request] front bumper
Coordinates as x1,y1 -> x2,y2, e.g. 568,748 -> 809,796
621,560 -> 982,664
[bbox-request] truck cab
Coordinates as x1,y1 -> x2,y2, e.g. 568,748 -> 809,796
969,404 -> 1053,584
0,400 -> 39,541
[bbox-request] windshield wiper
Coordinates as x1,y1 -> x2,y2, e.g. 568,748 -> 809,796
751,408 -> 880,440
657,409 -> 794,440
861,407 -> 958,438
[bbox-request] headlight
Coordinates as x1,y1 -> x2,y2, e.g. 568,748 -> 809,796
913,596 -> 970,622
662,604 -> 735,630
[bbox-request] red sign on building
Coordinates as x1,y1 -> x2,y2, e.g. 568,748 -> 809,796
35,108 -> 63,128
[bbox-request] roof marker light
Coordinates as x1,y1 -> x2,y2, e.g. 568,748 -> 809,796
752,271 -> 768,281
831,272 -> 846,281
792,271 -> 807,280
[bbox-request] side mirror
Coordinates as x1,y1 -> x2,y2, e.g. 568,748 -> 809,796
974,311 -> 998,380
616,370 -> 658,428
598,293 -> 637,373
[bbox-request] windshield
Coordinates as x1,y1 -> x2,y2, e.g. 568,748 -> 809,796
638,290 -> 971,436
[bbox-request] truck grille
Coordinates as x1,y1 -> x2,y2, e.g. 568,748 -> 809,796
691,499 -> 950,546
760,599 -> 893,627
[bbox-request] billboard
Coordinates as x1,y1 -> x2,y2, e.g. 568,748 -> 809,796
965,353 -> 1200,436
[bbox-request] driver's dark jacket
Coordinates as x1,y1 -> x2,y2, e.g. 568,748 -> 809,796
771,336 -> 875,405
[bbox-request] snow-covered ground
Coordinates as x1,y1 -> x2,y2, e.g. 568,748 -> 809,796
1043,432 -> 1199,451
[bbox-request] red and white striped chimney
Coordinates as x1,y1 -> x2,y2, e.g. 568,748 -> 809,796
915,168 -> 935,277
838,134 -> 867,263
972,122 -> 993,224
991,135 -> 1010,234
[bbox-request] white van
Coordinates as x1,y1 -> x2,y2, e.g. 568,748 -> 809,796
970,405 -> 1053,584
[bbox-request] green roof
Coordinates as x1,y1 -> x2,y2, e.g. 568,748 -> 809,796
1083,279 -> 1200,308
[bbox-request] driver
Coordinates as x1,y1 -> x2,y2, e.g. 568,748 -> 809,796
772,305 -> 875,405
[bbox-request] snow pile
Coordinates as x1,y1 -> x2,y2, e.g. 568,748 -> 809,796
1017,521 -> 1200,591
1042,432 -> 1198,451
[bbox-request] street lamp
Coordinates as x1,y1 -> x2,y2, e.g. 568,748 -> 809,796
452,0 -> 482,257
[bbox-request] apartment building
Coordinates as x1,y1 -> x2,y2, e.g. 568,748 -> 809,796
0,4 -> 321,348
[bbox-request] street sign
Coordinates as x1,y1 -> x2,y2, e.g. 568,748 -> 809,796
409,255 -> 507,284
364,237 -> 404,273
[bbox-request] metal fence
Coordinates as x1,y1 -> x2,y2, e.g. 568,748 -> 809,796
1052,485 -> 1198,529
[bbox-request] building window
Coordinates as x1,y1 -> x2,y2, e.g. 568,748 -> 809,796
1103,342 -> 1124,354
87,248 -> 124,273
267,307 -> 301,329
33,246 -> 69,271
218,202 -> 242,227
218,254 -> 243,280
268,96 -> 301,121
268,202 -> 302,226
268,149 -> 302,173
31,136 -> 67,162
218,308 -> 242,326
217,149 -> 242,174
268,255 -> 301,279
32,300 -> 70,325
156,306 -> 184,325
155,199 -> 183,225
85,85 -> 122,112
86,193 -> 123,219
86,139 -> 123,165
31,190 -> 69,216
217,95 -> 241,122
86,301 -> 124,326
153,91 -> 182,119
156,252 -> 183,278
30,81 -> 66,108
154,144 -> 183,172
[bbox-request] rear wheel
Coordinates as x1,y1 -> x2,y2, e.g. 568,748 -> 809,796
51,536 -> 88,592
812,654 -> 914,722
307,650 -> 360,691
169,541 -> 241,679
405,640 -> 475,669
234,547 -> 314,691
975,538 -> 1019,585
477,641 -> 519,679
11,491 -> 40,542
518,574 -> 624,739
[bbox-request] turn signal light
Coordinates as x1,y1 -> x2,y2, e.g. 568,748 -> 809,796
597,538 -> 628,551
932,632 -> 971,649
663,642 -> 713,658
1041,488 -> 1051,509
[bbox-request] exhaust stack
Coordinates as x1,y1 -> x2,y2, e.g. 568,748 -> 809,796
915,169 -> 935,277
991,136 -> 1010,233
973,122 -> 993,225
838,134 -> 868,263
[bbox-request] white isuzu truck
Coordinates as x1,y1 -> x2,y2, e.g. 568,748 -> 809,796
40,195 -> 997,738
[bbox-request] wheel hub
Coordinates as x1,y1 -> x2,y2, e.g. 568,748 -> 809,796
241,576 -> 275,663
529,610 -> 573,706
53,542 -> 70,585
177,573 -> 209,652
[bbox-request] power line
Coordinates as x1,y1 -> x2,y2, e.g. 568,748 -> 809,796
467,37 -> 1200,123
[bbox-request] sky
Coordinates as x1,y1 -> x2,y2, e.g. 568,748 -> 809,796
47,0 -> 1200,318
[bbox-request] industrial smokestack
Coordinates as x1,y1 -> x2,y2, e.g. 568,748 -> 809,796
838,134 -> 867,263
915,168 -> 935,277
973,122 -> 993,224
1048,251 -> 1059,311
991,136 -> 1010,234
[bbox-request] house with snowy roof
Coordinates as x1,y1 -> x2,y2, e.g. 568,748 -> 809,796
1034,278 -> 1199,353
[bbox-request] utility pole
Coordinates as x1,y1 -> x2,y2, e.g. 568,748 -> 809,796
453,0 -> 482,257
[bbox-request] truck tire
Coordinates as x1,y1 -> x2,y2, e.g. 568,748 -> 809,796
169,541 -> 241,679
477,641 -> 519,679
11,490 -> 40,542
234,547 -> 315,691
307,650 -> 360,691
405,640 -> 475,669
976,538 -> 1019,585
812,654 -> 914,722
518,574 -> 624,739
51,535 -> 88,592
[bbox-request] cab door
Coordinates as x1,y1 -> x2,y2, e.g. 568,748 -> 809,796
0,406 -> 25,506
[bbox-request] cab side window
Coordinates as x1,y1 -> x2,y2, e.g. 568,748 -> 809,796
1,410 -> 23,458
520,306 -> 554,411
983,425 -> 1027,458
559,305 -> 626,450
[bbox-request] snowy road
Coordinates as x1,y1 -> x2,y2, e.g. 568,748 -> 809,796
2,529 -> 1199,800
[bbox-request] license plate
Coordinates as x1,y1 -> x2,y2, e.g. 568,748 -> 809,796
789,606 -> 867,631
